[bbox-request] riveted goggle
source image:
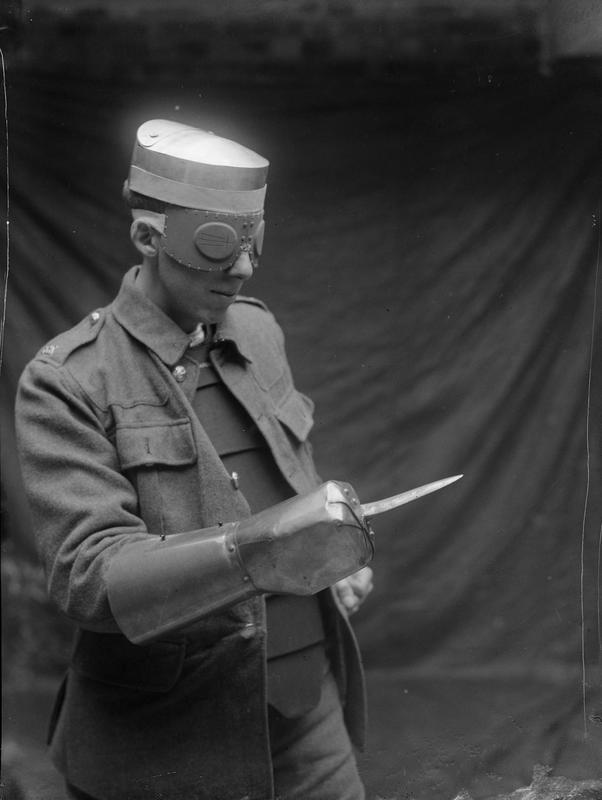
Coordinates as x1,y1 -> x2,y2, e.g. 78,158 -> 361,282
132,208 -> 265,272
165,207 -> 265,272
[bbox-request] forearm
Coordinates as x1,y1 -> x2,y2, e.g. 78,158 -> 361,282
107,481 -> 374,644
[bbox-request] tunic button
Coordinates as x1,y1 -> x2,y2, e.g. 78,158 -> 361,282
90,311 -> 100,323
172,365 -> 187,382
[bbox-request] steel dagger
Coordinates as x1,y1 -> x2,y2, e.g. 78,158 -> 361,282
360,474 -> 463,519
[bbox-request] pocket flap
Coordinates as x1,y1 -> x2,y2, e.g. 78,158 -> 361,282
72,631 -> 185,693
276,391 -> 315,442
116,419 -> 197,470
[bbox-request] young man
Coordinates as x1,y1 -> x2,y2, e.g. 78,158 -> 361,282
16,119 -> 373,800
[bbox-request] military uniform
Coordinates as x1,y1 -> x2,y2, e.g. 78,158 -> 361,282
16,267 -> 366,800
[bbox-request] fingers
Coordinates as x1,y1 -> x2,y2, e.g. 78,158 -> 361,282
348,566 -> 374,600
334,567 -> 374,616
335,579 -> 360,615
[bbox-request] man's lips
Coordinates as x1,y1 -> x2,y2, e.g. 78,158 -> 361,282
211,289 -> 238,298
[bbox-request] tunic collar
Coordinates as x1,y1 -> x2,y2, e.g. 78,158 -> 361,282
112,266 -> 253,367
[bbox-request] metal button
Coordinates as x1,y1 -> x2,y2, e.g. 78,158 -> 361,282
230,471 -> 239,489
240,624 -> 255,639
172,365 -> 187,382
90,311 -> 101,324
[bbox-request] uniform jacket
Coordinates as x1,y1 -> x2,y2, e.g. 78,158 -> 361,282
15,266 -> 366,800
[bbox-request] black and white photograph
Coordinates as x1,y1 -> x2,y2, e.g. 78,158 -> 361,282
1,1 -> 601,799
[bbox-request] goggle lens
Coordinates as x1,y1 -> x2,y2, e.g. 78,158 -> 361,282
194,222 -> 238,262
193,219 -> 264,268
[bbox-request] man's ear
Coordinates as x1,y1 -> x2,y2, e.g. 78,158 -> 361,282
130,219 -> 160,258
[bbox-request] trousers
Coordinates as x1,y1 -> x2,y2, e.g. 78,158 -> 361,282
66,668 -> 364,800
269,667 -> 364,800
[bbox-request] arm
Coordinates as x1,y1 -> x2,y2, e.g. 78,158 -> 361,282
106,481 -> 374,644
16,359 -> 374,643
15,358 -> 153,632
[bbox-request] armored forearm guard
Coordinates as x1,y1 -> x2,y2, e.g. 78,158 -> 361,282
107,481 -> 374,644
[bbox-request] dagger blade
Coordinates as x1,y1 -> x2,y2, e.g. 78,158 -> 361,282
360,474 -> 463,518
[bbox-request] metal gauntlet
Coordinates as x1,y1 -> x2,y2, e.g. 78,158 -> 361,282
107,481 -> 374,644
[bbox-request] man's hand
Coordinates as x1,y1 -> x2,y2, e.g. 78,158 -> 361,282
334,566 -> 374,616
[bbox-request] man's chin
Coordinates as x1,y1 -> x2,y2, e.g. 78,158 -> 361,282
202,305 -> 232,325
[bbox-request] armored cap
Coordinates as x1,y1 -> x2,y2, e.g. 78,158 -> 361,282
128,119 -> 269,213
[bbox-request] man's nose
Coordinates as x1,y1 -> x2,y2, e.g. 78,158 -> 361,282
227,250 -> 254,280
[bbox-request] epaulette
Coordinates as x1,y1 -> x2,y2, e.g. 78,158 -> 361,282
35,308 -> 106,366
233,295 -> 268,312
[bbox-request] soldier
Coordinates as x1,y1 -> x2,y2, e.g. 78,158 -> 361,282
16,119 -> 374,800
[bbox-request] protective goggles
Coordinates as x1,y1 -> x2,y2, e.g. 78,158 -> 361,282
134,207 -> 265,272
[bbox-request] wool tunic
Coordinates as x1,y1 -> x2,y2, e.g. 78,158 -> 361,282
15,266 -> 366,800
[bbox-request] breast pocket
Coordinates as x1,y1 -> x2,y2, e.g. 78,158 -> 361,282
115,419 -> 199,536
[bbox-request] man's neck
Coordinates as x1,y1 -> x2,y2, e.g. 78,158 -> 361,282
135,261 -> 202,333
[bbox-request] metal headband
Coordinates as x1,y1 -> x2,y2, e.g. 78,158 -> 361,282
133,145 -> 268,191
129,167 -> 267,214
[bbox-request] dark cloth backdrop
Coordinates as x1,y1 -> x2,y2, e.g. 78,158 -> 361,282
1,69 -> 601,799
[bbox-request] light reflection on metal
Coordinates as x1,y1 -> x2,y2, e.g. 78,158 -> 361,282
360,474 -> 463,519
